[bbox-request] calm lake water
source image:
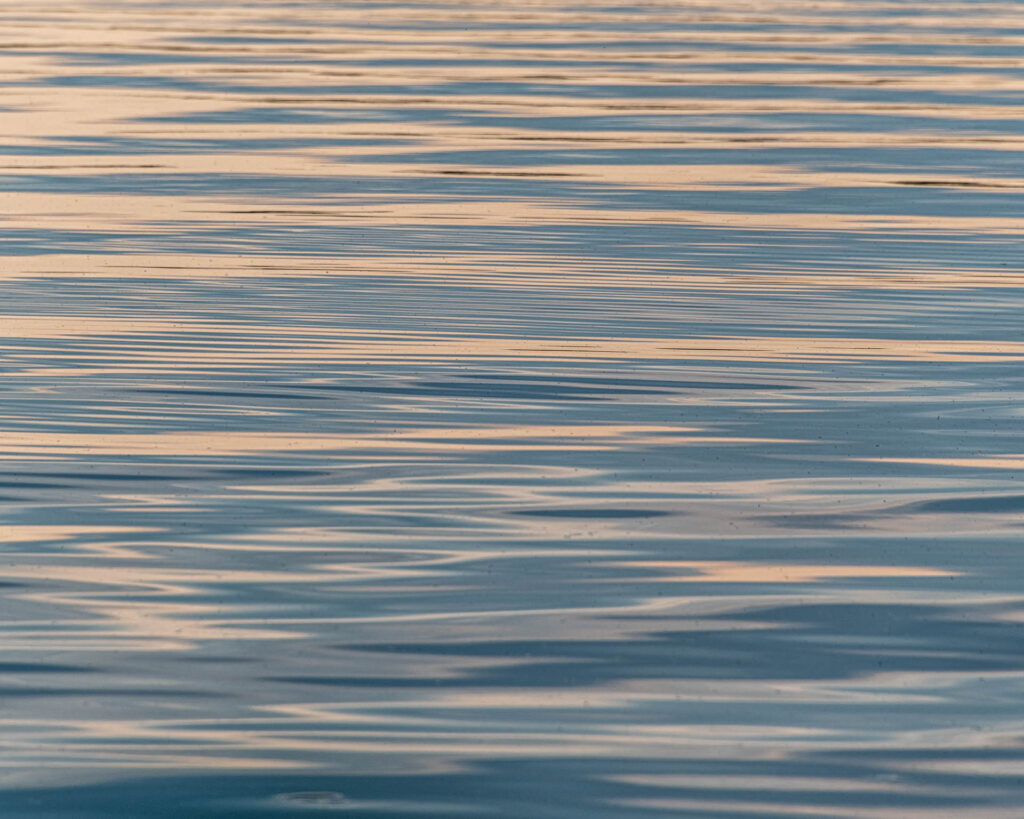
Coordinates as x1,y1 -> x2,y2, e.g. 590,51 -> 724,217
4,1 -> 1024,816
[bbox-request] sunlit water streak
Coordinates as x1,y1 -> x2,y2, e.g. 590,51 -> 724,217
3,1 -> 1024,816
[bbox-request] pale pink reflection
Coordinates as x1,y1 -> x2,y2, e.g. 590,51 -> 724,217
617,561 -> 960,583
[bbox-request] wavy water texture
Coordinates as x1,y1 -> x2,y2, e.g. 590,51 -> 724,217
3,0 -> 1024,816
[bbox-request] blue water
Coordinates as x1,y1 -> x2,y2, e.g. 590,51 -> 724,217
3,1 -> 1024,816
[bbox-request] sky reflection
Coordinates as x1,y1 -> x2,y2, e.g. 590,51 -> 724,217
3,0 -> 1024,816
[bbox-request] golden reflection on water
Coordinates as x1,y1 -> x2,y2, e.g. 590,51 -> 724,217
4,0 -> 1024,815
616,561 -> 959,583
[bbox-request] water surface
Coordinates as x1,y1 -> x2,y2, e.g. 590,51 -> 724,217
3,1 -> 1024,816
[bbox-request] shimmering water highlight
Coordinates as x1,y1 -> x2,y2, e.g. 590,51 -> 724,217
4,1 -> 1024,816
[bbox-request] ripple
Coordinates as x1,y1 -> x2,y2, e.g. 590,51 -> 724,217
2,0 -> 1024,816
